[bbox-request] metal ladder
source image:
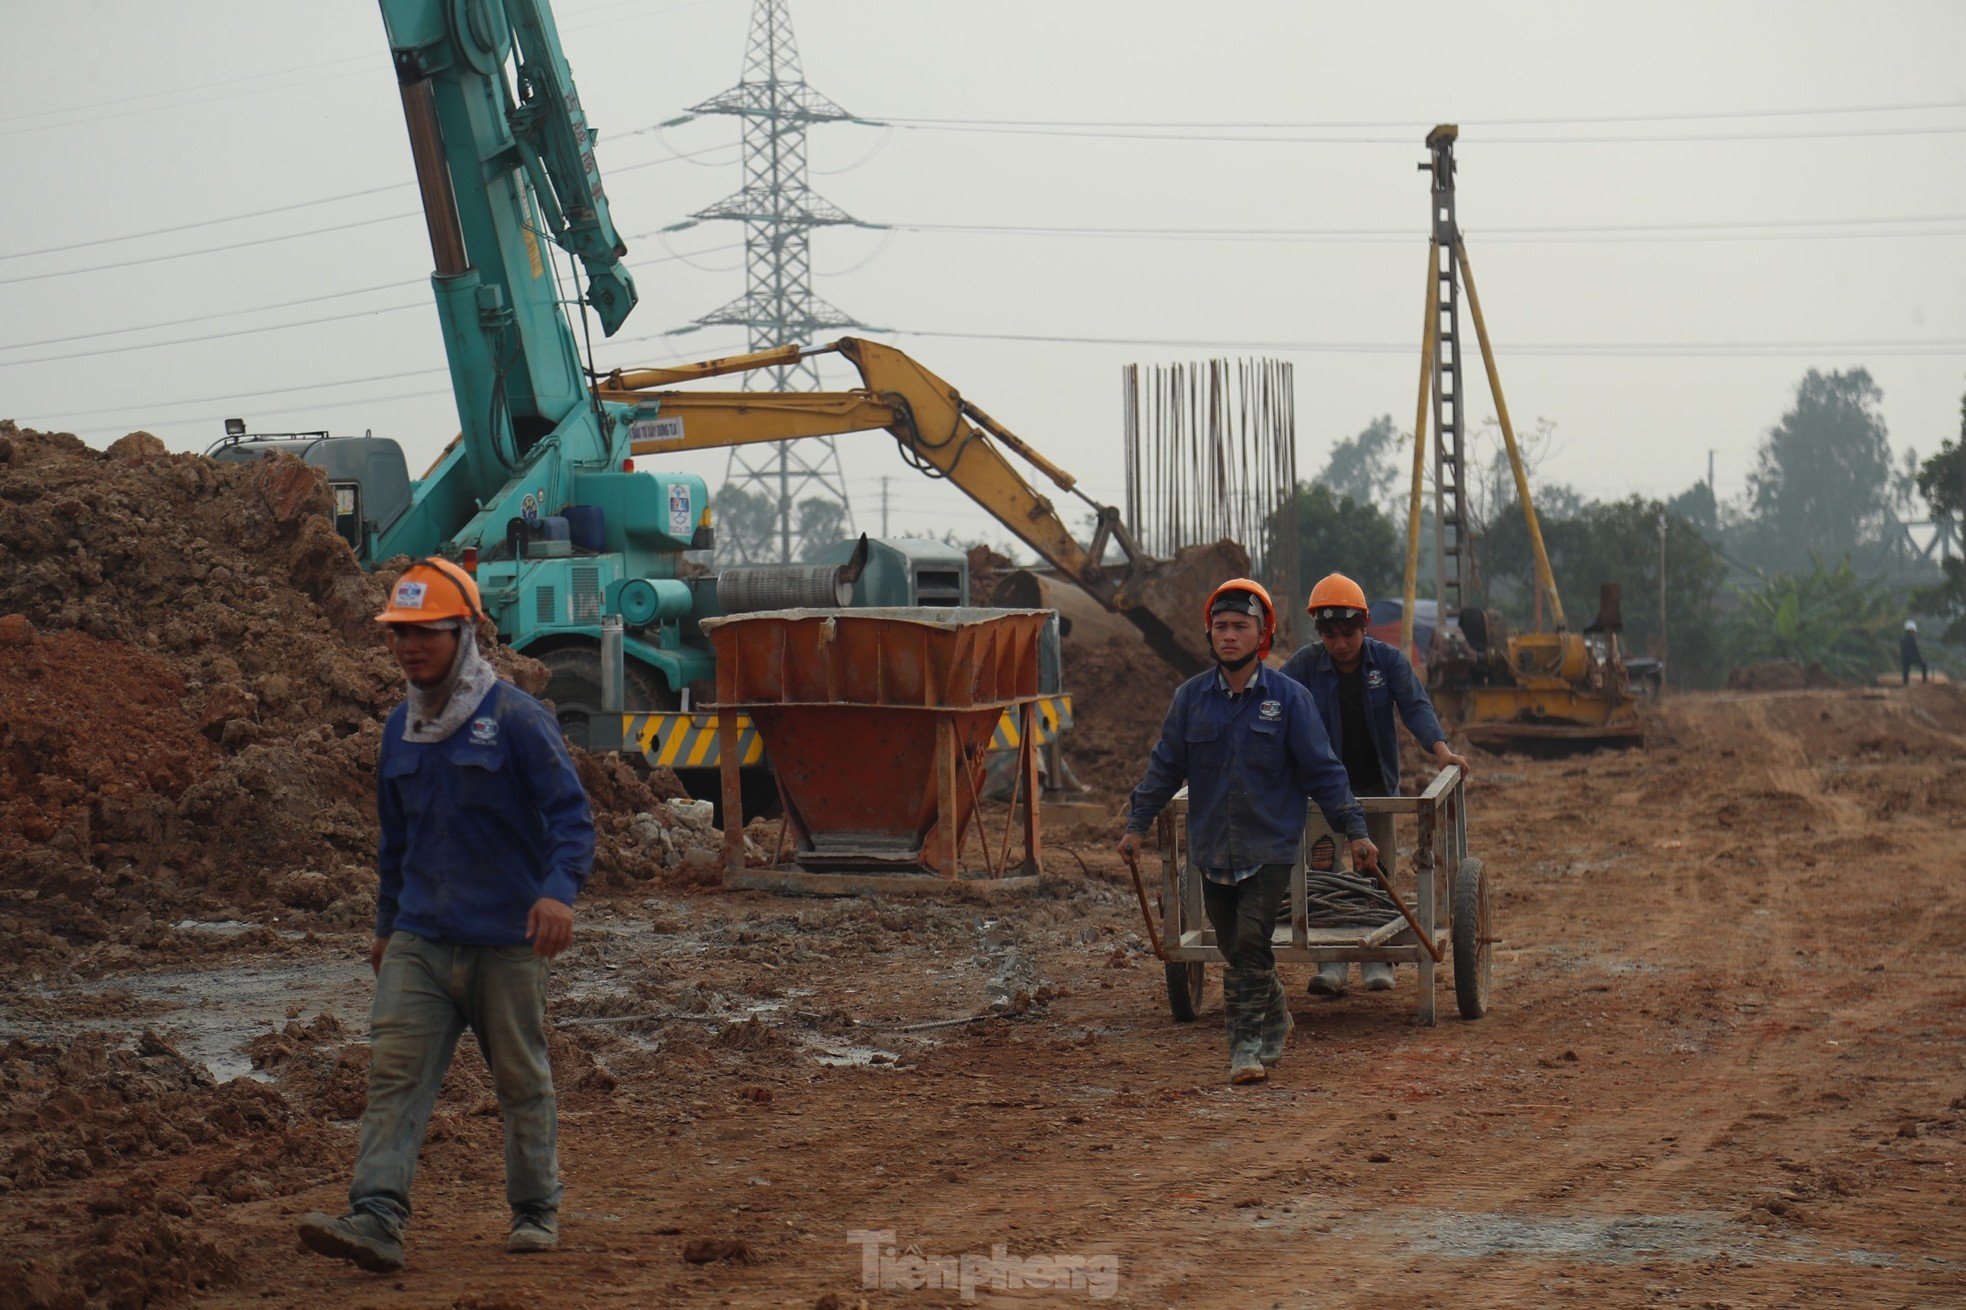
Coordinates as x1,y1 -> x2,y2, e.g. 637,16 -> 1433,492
1424,124 -> 1468,621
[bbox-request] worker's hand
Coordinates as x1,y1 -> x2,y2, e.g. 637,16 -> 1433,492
1349,837 -> 1381,874
370,936 -> 390,976
1116,830 -> 1143,862
1433,740 -> 1472,779
526,898 -> 575,960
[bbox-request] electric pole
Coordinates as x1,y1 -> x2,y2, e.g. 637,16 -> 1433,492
685,0 -> 869,563
1656,506 -> 1669,681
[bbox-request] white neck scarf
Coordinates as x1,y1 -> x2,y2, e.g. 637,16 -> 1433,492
403,626 -> 500,743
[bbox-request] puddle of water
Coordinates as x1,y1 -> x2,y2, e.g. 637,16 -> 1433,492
1404,1211 -> 1726,1261
805,1035 -> 903,1068
2,957 -> 373,1083
170,919 -> 257,936
1296,1207 -> 1925,1271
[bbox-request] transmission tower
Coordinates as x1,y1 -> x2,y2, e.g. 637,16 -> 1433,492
689,0 -> 866,563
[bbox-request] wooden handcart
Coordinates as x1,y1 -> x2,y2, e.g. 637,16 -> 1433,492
1142,766 -> 1490,1026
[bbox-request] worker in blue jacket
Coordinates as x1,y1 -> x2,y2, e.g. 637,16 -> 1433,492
1119,579 -> 1375,1085
301,557 -> 594,1275
1278,573 -> 1469,997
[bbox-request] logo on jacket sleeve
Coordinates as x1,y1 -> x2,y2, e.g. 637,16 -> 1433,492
1365,669 -> 1387,690
469,716 -> 499,746
1258,698 -> 1282,720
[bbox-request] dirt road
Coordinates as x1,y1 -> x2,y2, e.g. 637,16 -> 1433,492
4,685 -> 1962,1307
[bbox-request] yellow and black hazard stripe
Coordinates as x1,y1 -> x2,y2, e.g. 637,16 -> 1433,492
989,694 -> 1073,752
624,712 -> 765,770
626,694 -> 1073,770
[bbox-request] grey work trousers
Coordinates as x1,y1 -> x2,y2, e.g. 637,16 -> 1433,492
1202,863 -> 1293,971
349,932 -> 560,1235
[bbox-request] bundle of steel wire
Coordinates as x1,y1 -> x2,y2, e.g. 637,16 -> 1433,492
1291,868 -> 1408,929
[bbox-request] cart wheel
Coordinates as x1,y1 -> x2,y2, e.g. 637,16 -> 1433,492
1451,857 -> 1492,1020
1165,962 -> 1207,1022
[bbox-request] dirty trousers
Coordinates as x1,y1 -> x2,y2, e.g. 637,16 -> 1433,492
350,932 -> 560,1234
1202,863 -> 1292,970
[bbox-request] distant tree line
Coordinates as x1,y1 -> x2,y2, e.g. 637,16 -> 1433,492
1269,367 -> 1965,686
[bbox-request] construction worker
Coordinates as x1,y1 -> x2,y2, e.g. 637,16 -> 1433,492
1279,573 -> 1469,998
1902,619 -> 1929,685
1118,579 -> 1375,1085
300,558 -> 594,1274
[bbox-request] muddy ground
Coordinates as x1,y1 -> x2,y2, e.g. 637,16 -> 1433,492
2,423 -> 1961,1306
3,683 -> 1961,1308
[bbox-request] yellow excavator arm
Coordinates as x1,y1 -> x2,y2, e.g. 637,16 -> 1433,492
597,336 -> 1224,671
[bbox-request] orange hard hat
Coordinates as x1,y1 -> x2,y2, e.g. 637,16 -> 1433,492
375,556 -> 484,625
1306,573 -> 1369,622
1204,578 -> 1278,656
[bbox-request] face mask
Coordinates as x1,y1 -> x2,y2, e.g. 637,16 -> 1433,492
1211,634 -> 1259,673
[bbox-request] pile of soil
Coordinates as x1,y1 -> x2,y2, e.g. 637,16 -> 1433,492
1727,659 -> 1842,691
1060,635 -> 1185,800
964,543 -> 1013,603
0,424 -> 704,982
0,1029 -> 301,1305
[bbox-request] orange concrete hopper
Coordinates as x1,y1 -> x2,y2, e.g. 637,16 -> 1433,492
702,607 -> 1050,884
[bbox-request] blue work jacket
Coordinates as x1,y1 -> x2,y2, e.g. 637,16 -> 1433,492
1125,665 -> 1365,868
1277,636 -> 1446,797
375,681 -> 595,946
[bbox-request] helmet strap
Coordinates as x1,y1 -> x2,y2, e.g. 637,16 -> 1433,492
1213,646 -> 1259,674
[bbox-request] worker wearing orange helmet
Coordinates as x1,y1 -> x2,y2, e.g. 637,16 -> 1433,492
301,557 -> 594,1274
1119,579 -> 1375,1085
1279,572 -> 1469,997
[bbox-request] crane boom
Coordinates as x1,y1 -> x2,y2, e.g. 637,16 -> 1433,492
374,0 -> 638,559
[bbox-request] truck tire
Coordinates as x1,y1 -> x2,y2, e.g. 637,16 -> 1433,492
537,647 -> 673,750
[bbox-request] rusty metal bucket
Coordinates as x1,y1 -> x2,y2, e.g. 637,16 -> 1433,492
701,607 -> 1050,885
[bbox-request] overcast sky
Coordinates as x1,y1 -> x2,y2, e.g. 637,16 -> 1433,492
4,0 -> 1963,554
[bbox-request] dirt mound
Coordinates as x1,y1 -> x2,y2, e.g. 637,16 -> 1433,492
0,425 -> 713,981
0,1029 -> 318,1305
1062,634 -> 1186,800
964,543 -> 1013,602
1727,659 -> 1841,691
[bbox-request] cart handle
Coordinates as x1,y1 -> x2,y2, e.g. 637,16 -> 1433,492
1362,855 -> 1444,964
1121,847 -> 1169,961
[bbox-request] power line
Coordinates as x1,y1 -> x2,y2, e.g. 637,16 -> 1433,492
0,0 -> 735,137
0,210 -> 419,288
0,141 -> 734,267
0,279 -> 413,352
888,121 -> 1966,146
25,333 -> 750,428
888,215 -> 1966,246
881,98 -> 1966,132
0,244 -> 740,365
884,326 -> 1966,358
1,298 -> 431,368
0,186 -> 407,263
37,324 -> 1965,431
29,367 -> 446,420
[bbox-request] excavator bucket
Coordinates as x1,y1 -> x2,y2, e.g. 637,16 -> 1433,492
1109,539 -> 1253,674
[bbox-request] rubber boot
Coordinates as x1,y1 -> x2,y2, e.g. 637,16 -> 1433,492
1360,962 -> 1395,992
1222,969 -> 1268,1085
1256,971 -> 1293,1067
1307,961 -> 1349,997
